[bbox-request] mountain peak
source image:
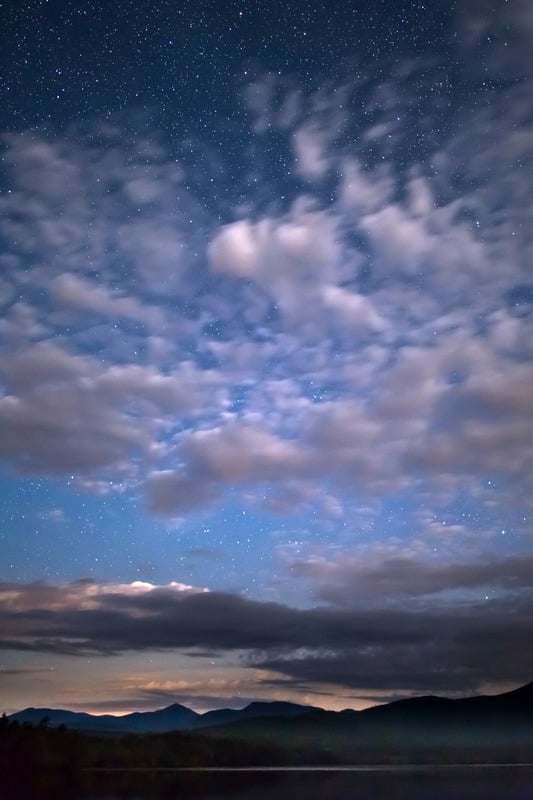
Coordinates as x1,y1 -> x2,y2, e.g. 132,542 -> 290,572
162,703 -> 193,712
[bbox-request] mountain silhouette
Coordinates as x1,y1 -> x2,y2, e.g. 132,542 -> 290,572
8,682 -> 533,742
8,699 -> 319,733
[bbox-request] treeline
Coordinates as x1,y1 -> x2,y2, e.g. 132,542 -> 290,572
0,714 -> 311,773
82,729 -> 290,769
2,713 -> 532,778
1,714 -> 82,774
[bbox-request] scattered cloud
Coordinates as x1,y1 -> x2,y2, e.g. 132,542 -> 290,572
0,64 -> 530,518
53,273 -> 164,327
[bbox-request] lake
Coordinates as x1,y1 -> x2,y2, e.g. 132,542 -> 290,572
6,765 -> 533,799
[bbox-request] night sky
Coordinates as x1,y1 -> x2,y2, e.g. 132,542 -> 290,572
1,0 -> 532,715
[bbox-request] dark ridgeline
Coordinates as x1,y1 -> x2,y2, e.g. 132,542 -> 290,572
2,682 -> 533,775
8,699 -> 320,734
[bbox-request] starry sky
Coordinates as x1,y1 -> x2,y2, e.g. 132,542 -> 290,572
1,0 -> 532,715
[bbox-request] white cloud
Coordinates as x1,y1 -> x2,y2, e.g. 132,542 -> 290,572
0,579 -> 206,613
209,218 -> 260,279
53,273 -> 164,327
209,200 -> 387,333
338,157 -> 394,215
293,124 -> 331,179
322,285 -> 385,331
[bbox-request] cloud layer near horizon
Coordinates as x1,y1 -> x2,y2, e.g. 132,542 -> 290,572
2,573 -> 533,695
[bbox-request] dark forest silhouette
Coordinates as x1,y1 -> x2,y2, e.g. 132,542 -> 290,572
3,682 -> 533,787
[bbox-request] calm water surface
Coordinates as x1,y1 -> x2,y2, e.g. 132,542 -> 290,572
8,765 -> 533,799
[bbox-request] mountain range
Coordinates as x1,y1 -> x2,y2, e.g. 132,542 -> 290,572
7,699 -> 318,733
8,681 -> 533,740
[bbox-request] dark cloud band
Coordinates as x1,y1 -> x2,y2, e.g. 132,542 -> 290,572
2,579 -> 532,695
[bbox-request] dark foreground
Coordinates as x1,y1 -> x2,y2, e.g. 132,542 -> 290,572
2,713 -> 533,799
4,765 -> 533,800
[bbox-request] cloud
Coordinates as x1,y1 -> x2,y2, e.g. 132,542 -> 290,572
293,124 -> 331,180
322,286 -> 385,332
144,315 -> 533,513
146,420 -> 312,514
0,667 -> 50,676
0,122 -> 194,295
1,579 -> 533,694
64,689 -> 262,715
338,157 -> 394,216
209,200 -> 341,286
0,277 -> 15,307
53,273 -> 164,327
116,220 -> 187,293
0,343 -> 151,474
360,200 -> 488,291
0,579 -> 204,614
242,74 -> 301,134
0,67 -> 530,522
0,341 -> 224,476
208,199 -> 389,335
290,553 -> 533,605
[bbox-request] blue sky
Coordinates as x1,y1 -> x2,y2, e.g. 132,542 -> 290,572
1,0 -> 532,714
